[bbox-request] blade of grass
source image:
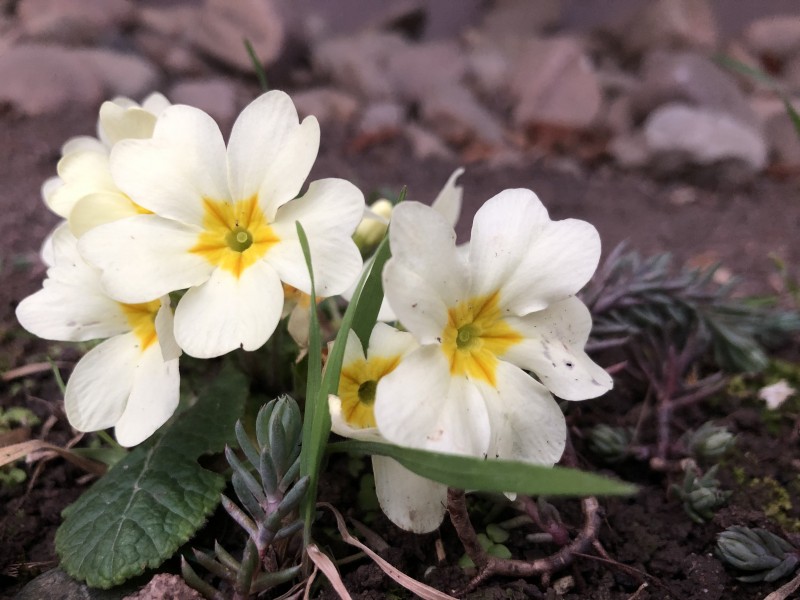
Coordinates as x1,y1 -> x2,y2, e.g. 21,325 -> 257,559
783,98 -> 800,137
243,38 -> 269,92
328,440 -> 636,496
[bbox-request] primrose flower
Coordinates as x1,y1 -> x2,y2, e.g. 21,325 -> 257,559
375,191 -> 612,468
329,323 -> 447,533
79,90 -> 364,359
43,93 -> 171,237
16,226 -> 180,447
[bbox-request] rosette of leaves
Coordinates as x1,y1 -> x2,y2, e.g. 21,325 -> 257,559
182,396 -> 308,600
671,465 -> 731,524
683,422 -> 735,462
581,243 -> 800,373
587,424 -> 632,463
717,526 -> 800,582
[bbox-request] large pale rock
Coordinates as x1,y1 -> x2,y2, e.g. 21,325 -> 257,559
313,32 -> 407,101
134,5 -> 208,76
632,51 -> 758,128
466,46 -> 512,102
480,0 -> 563,41
292,87 -> 359,124
18,0 -> 133,45
189,0 -> 284,72
643,103 -> 767,173
420,84 -> 504,146
75,48 -> 160,99
510,37 -> 602,129
0,45 -> 104,115
169,78 -> 238,131
618,0 -> 717,55
743,15 -> 800,61
386,40 -> 467,103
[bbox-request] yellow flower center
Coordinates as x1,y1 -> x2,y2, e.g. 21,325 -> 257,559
441,291 -> 523,387
120,300 -> 161,351
338,355 -> 402,428
190,196 -> 280,278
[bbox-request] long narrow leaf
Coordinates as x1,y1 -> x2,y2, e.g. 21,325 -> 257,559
243,38 -> 269,92
329,440 -> 636,496
349,237 -> 392,350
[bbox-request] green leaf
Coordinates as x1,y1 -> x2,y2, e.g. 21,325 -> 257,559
329,440 -> 636,497
243,38 -> 269,92
783,98 -> 800,138
56,364 -> 249,588
350,236 -> 392,350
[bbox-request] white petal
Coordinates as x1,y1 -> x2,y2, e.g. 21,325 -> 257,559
483,362 -> 566,465
430,167 -> 464,228
367,322 -> 417,359
141,92 -> 171,115
64,333 -> 140,432
388,202 -> 468,307
382,261 -> 448,344
372,456 -> 448,533
78,215 -> 214,303
16,281 -> 128,341
504,297 -> 613,400
62,135 -> 107,156
328,394 -> 384,442
287,303 -> 311,348
268,178 -> 364,296
114,345 -> 180,447
40,221 -> 67,267
69,191 -> 143,237
155,296 -> 181,361
375,346 -> 491,457
98,102 -> 158,146
110,104 -> 229,225
227,91 -> 320,218
174,261 -> 284,358
46,149 -> 116,218
469,189 -> 601,314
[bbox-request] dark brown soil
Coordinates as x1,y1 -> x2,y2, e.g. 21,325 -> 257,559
1,98 -> 800,599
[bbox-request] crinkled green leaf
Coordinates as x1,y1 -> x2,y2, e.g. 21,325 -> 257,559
329,440 -> 636,497
56,364 -> 249,588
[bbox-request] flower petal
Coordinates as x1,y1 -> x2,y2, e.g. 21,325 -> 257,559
78,215 -> 214,303
469,189 -> 601,314
375,346 -> 491,457
373,455 -> 448,533
483,362 -> 566,465
227,91 -> 320,218
114,345 -> 180,446
430,167 -> 464,228
504,297 -> 613,400
110,104 -> 229,225
69,191 -> 143,237
367,322 -> 417,359
64,333 -> 140,432
328,394 -> 384,442
268,178 -> 364,296
98,102 -> 159,146
174,260 -> 284,358
155,296 -> 181,361
388,201 -> 468,307
382,261 -> 448,344
46,148 -> 116,218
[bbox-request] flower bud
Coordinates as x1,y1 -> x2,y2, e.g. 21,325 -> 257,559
685,422 -> 735,461
353,199 -> 393,254
587,424 -> 631,463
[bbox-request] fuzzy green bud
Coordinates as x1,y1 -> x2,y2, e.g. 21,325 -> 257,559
685,422 -> 735,461
588,424 -> 632,463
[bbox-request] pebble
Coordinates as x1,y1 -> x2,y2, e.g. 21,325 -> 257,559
617,0 -> 717,56
169,78 -> 239,132
743,15 -> 800,61
386,40 -> 467,103
76,48 -> 161,100
420,84 -> 505,147
292,87 -> 360,124
18,0 -> 133,45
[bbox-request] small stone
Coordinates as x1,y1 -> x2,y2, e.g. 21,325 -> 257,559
643,103 -> 767,173
189,0 -> 284,73
313,32 -> 407,101
510,36 -> 602,130
357,102 -> 405,136
75,48 -> 160,100
0,44 -> 104,116
169,78 -> 238,131
134,4 -> 211,76
386,40 -> 467,103
608,132 -> 650,169
420,84 -> 505,147
480,0 -> 563,41
631,51 -> 759,128
16,567 -> 137,599
466,46 -> 512,103
404,123 -> 455,160
618,0 -> 717,56
669,185 -> 698,206
743,15 -> 800,61
18,0 -> 133,45
122,573 -> 204,600
292,87 -> 359,124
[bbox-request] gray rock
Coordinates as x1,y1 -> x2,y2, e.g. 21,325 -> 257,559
466,46 -> 512,103
189,0 -> 284,73
420,84 -> 504,146
631,51 -> 758,128
169,78 -> 239,131
0,44 -> 104,116
609,131 -> 650,169
75,49 -> 161,99
617,0 -> 717,56
313,32 -> 407,101
480,0 -> 563,42
357,101 -> 405,136
15,567 -> 136,600
18,0 -> 133,45
292,87 -> 359,124
386,40 -> 467,103
404,123 -> 455,160
510,37 -> 602,130
133,4 -> 209,77
743,15 -> 800,61
643,103 -> 767,173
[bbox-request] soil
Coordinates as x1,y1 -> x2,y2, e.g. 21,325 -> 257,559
1,96 -> 800,599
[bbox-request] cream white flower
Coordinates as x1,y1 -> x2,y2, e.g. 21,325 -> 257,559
16,225 -> 180,447
79,91 -> 364,359
328,323 -> 447,533
375,190 -> 612,469
43,93 -> 171,237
